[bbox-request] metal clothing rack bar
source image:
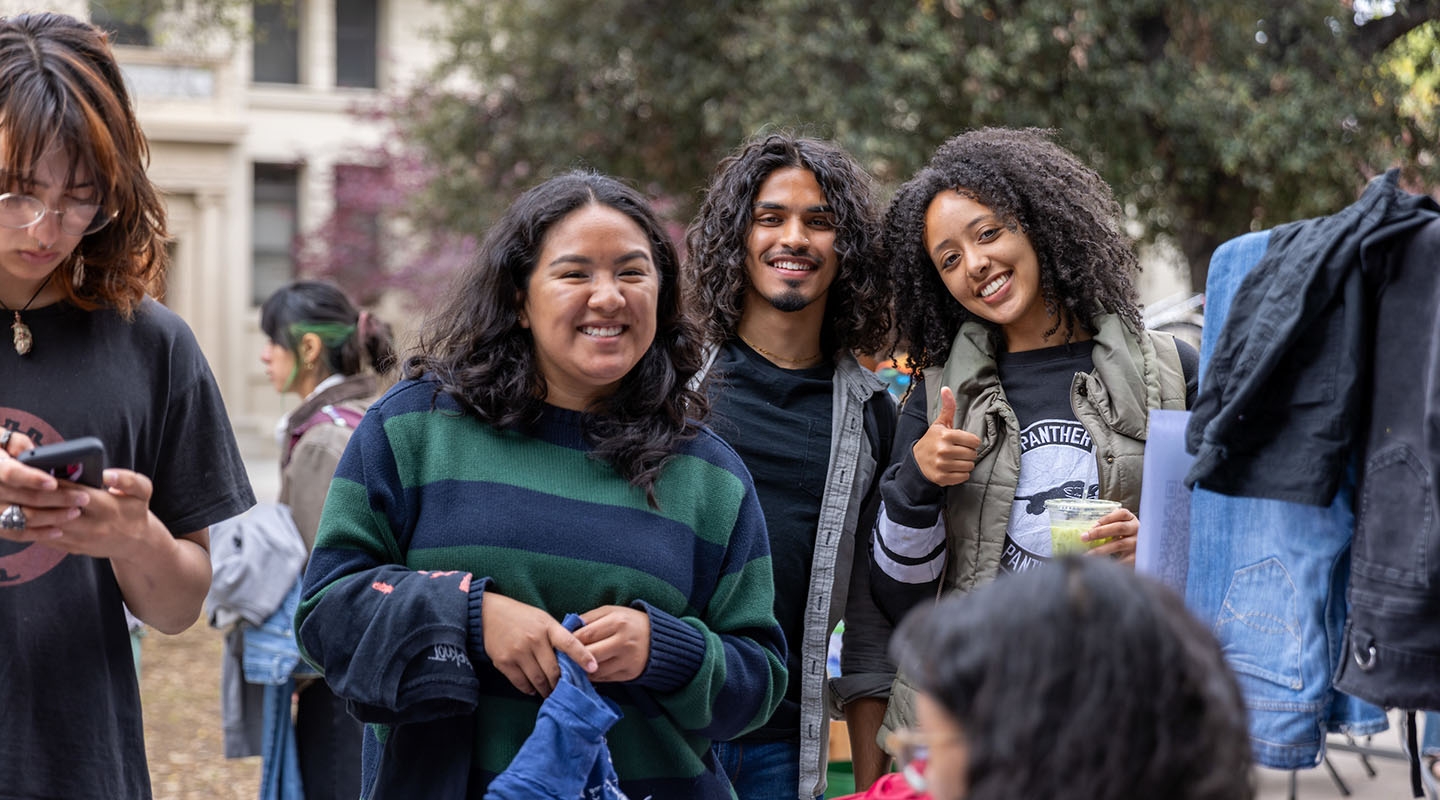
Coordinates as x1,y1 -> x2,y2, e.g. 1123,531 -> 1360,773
1286,721 -> 1436,800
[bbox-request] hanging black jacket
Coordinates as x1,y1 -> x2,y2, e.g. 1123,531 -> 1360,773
1333,217 -> 1440,710
1185,170 -> 1440,505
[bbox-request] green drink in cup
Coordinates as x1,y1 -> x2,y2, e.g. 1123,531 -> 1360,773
1044,498 -> 1122,556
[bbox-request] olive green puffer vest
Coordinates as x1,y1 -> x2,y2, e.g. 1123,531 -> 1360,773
879,314 -> 1187,745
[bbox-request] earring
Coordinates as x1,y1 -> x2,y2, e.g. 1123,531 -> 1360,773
72,254 -> 86,289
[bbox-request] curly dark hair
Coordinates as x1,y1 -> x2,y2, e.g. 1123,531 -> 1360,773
0,12 -> 169,317
683,132 -> 892,356
885,127 -> 1142,374
894,557 -> 1254,800
404,170 -> 707,503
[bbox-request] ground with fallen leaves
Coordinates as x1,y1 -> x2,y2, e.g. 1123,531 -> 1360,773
140,621 -> 261,799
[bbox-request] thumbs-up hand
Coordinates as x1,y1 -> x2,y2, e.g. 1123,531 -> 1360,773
912,386 -> 981,487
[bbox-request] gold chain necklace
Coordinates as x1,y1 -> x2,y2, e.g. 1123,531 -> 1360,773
0,272 -> 52,356
738,333 -> 824,368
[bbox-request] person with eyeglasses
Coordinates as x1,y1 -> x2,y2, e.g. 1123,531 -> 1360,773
0,12 -> 254,798
833,557 -> 1253,800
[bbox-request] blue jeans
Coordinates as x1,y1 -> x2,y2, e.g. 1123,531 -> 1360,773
1425,712 -> 1440,759
1187,231 -> 1386,771
713,739 -> 819,800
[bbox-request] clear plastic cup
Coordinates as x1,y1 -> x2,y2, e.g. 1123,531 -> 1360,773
1045,498 -> 1122,556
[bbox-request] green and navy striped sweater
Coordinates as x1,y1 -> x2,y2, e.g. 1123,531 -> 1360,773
296,378 -> 788,799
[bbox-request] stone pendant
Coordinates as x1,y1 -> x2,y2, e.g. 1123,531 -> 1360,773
12,313 -> 31,355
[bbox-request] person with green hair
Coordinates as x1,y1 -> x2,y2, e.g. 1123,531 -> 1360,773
258,278 -> 396,799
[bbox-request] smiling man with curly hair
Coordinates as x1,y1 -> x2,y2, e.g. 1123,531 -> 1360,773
684,132 -> 899,799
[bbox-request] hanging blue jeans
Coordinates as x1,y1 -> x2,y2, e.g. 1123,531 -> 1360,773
1187,230 -> 1386,771
1424,712 -> 1440,760
245,578 -> 307,800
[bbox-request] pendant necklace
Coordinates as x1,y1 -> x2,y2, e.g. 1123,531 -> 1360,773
0,272 -> 53,356
738,332 -> 823,368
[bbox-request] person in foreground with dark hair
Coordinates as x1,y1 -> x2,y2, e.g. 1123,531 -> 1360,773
685,131 -> 898,798
870,127 -> 1198,740
258,279 -> 396,799
838,557 -> 1253,800
295,170 -> 787,798
0,12 -> 255,796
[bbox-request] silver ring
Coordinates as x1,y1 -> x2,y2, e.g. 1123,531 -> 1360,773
0,504 -> 26,531
0,429 -> 12,449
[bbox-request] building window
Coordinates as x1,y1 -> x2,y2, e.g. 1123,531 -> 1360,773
335,0 -> 379,88
90,0 -> 153,47
252,163 -> 301,305
252,0 -> 300,84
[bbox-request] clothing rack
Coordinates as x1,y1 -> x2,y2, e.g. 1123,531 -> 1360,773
1288,715 -> 1435,800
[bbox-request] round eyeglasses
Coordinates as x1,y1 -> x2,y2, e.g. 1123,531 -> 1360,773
0,192 -> 115,237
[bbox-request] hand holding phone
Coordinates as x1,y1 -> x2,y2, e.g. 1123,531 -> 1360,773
17,437 -> 107,488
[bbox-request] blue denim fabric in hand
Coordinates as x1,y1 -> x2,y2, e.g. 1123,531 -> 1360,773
484,614 -> 631,800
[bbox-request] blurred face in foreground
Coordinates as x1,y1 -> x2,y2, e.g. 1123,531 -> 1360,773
914,691 -> 969,800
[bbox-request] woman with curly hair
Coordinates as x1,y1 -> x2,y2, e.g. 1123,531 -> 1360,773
0,12 -> 254,796
683,132 -> 898,797
296,170 -> 787,798
869,128 -> 1198,737
846,556 -> 1252,800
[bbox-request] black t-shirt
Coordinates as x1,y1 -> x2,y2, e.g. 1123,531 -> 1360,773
995,338 -> 1199,574
0,298 -> 255,798
995,341 -> 1100,573
706,339 -> 833,740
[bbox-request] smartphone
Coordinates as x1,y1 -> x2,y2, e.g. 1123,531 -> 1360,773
17,436 -> 107,488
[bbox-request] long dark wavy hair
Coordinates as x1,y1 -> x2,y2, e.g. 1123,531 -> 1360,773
886,127 -> 1142,374
0,12 -> 169,317
405,170 -> 707,503
684,132 -> 892,356
894,557 -> 1254,800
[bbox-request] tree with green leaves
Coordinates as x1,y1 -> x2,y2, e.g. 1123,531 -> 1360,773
306,0 -> 1439,298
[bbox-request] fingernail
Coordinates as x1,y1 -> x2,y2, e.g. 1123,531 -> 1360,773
73,493 -> 90,506
585,660 -> 598,673
46,529 -> 63,539
103,469 -> 118,486
65,508 -> 81,520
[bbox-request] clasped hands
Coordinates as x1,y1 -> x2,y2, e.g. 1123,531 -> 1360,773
482,591 -> 652,697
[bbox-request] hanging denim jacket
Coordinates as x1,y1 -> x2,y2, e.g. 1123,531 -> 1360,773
1186,230 -> 1386,771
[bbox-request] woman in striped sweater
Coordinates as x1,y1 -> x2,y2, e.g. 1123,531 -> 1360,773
295,170 -> 787,799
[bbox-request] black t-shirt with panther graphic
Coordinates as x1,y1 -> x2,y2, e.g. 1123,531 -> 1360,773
995,339 -> 1197,574
995,341 -> 1101,573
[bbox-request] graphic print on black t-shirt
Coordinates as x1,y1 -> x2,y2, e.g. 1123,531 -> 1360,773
0,410 -> 71,585
998,418 -> 1100,574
